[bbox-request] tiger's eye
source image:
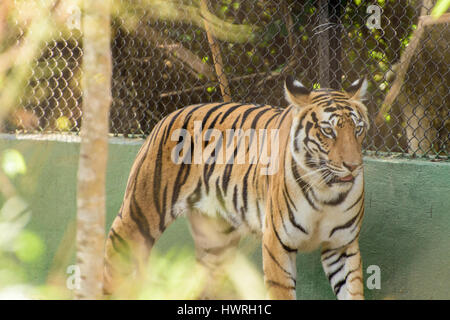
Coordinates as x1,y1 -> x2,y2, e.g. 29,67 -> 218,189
322,127 -> 333,136
356,125 -> 364,135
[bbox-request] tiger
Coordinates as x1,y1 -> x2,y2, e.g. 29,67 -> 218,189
103,76 -> 369,300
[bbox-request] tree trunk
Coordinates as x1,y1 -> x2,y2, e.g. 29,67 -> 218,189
317,0 -> 330,88
75,0 -> 112,300
328,0 -> 342,90
317,0 -> 343,89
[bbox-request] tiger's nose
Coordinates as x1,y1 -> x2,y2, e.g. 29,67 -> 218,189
343,162 -> 359,172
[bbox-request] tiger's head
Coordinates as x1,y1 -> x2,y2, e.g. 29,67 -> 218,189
285,76 -> 369,191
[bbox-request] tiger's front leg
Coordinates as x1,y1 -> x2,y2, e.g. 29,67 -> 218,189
262,215 -> 298,300
321,240 -> 364,300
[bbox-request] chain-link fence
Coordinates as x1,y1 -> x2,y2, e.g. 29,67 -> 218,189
2,0 -> 449,159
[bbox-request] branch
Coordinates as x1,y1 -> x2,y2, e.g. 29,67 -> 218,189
375,1 -> 444,124
200,0 -> 232,102
144,0 -> 256,43
134,24 -> 215,81
160,72 -> 269,98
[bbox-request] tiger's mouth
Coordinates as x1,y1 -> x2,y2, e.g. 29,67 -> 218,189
320,164 -> 359,185
337,174 -> 355,183
327,173 -> 355,184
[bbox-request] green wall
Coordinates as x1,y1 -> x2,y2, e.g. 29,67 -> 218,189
0,135 -> 449,299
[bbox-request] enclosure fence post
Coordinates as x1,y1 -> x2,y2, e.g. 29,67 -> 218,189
318,0 -> 330,88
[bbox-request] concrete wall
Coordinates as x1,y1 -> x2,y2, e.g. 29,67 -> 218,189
1,135 -> 449,299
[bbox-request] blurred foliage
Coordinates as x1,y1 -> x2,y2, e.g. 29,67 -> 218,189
0,149 -> 46,299
431,0 -> 450,17
109,246 -> 267,300
1,149 -> 27,178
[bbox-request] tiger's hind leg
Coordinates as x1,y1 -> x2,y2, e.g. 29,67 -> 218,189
187,210 -> 241,299
103,200 -> 176,298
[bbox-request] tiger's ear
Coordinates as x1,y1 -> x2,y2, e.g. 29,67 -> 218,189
346,78 -> 368,101
284,76 -> 311,107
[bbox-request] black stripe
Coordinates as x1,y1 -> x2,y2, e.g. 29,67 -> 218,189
246,108 -> 272,152
240,105 -> 264,127
232,185 -> 239,213
310,112 -> 319,127
329,203 -> 363,237
327,251 -> 358,268
322,250 -> 338,261
303,122 -> 329,155
334,261 -> 361,295
201,102 -> 232,129
277,106 -> 292,129
226,115 -> 242,148
159,185 -> 168,232
215,178 -> 227,211
327,264 -> 344,282
187,179 -> 202,209
263,244 -> 293,277
346,191 -> 364,211
266,280 -> 295,291
219,103 -> 245,124
293,114 -> 307,153
148,116 -> 165,146
171,162 -> 191,218
282,169 -> 297,211
203,111 -> 223,149
250,107 -> 272,129
221,163 -> 233,195
263,112 -> 279,130
270,205 -> 297,253
163,107 -> 187,143
328,227 -> 362,252
323,106 -> 338,112
311,93 -> 331,102
129,191 -> 154,249
350,200 -> 365,233
283,189 -> 308,234
152,139 -> 164,221
323,189 -> 351,206
203,134 -> 222,194
109,228 -> 131,260
242,165 -> 252,212
290,161 -> 318,210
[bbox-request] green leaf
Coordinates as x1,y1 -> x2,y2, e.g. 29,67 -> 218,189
431,0 -> 450,18
1,149 -> 27,178
56,116 -> 71,131
14,230 -> 45,263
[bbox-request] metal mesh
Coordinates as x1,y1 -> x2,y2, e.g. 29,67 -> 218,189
3,0 -> 449,159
